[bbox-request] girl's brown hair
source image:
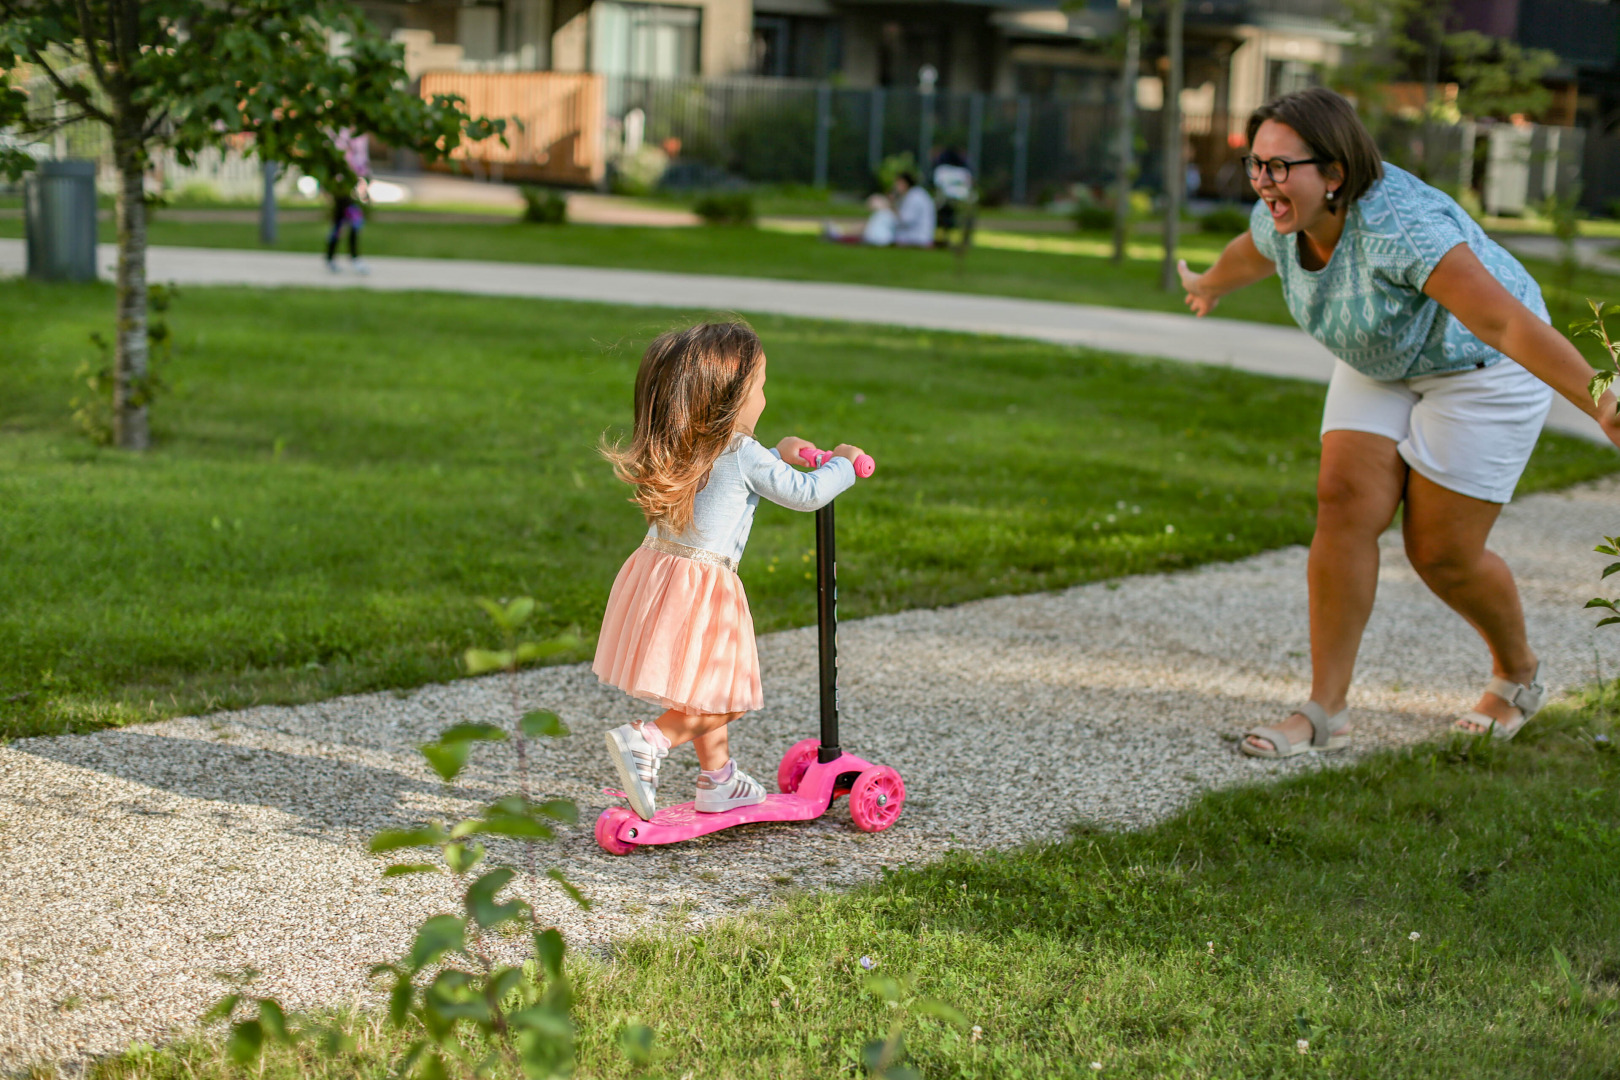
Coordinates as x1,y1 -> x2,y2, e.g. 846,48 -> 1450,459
1246,87 -> 1384,213
602,321 -> 765,534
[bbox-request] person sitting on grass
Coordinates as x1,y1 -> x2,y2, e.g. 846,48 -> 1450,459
1177,87 -> 1620,758
824,173 -> 935,248
595,321 -> 866,821
823,193 -> 898,246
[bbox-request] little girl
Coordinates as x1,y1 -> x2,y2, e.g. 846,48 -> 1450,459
594,321 -> 865,821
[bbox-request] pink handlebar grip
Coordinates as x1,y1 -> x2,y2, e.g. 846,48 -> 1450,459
798,445 -> 875,479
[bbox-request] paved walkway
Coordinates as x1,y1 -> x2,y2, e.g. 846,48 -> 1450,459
0,239 -> 1604,442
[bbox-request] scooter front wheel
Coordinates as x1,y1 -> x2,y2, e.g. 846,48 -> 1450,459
776,738 -> 822,795
595,806 -> 640,855
848,767 -> 905,833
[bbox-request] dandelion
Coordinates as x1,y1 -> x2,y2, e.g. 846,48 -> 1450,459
1206,941 -> 1215,956
860,956 -> 875,970
970,1025 -> 983,1044
1165,524 -> 1175,534
1409,931 -> 1421,942
1106,513 -> 1116,523
1091,1063 -> 1104,1071
1296,1039 -> 1310,1055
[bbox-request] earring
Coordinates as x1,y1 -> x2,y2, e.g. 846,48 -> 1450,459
1325,188 -> 1337,202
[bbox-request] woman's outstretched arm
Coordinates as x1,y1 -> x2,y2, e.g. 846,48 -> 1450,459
1177,231 -> 1277,317
1423,244 -> 1620,449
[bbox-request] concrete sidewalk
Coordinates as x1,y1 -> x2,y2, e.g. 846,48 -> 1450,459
0,239 -> 1604,442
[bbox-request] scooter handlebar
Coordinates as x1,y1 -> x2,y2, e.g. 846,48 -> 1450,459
798,445 -> 875,478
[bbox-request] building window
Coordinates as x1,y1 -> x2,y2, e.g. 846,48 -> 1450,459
752,15 -> 842,79
1266,59 -> 1317,100
591,2 -> 702,79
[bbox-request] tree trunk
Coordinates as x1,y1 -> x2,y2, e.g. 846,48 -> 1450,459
1112,0 -> 1141,265
113,132 -> 149,451
1159,0 -> 1185,292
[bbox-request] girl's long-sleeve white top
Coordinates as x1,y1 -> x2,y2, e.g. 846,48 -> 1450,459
648,435 -> 857,565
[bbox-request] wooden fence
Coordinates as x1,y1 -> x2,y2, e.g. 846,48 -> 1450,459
420,72 -> 605,186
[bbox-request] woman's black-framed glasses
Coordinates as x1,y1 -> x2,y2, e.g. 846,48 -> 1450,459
1241,155 -> 1325,184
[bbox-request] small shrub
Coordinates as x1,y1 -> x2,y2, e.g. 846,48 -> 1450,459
693,190 -> 755,226
1074,201 -> 1114,231
520,185 -> 568,225
1200,203 -> 1252,234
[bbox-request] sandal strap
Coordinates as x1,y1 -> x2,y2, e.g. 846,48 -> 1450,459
1244,724 -> 1302,754
1297,702 -> 1348,748
1484,663 -> 1545,718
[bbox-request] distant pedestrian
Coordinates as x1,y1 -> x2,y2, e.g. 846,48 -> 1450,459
325,128 -> 371,274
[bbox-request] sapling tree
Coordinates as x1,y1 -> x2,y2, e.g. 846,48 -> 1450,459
0,1 -> 502,449
1569,301 -> 1620,632
212,598 -> 595,1078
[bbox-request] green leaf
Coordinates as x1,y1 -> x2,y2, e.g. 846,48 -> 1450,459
389,974 -> 415,1027
913,999 -> 969,1027
534,928 -> 566,980
201,994 -> 241,1024
416,1050 -> 450,1080
444,842 -> 486,875
619,1023 -> 657,1066
370,825 -> 448,853
1602,562 -> 1620,579
407,915 -> 467,973
424,970 -> 492,1024
515,635 -> 580,663
464,648 -> 515,675
466,867 -> 529,928
509,1004 -> 573,1038
384,863 -> 439,878
548,868 -> 591,910
535,799 -> 579,824
491,965 -> 526,1002
864,975 -> 902,1001
476,813 -> 555,840
420,740 -> 471,783
439,722 -> 508,743
1591,370 -> 1616,407
226,1020 -> 263,1066
1598,616 -> 1620,627
505,597 -> 537,626
1585,598 -> 1616,610
476,597 -> 511,629
256,998 -> 291,1044
519,710 -> 569,739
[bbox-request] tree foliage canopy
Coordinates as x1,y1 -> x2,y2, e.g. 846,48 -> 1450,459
0,0 -> 503,182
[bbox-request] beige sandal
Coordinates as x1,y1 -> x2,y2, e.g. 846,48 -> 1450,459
1452,663 -> 1545,741
1241,702 -> 1351,759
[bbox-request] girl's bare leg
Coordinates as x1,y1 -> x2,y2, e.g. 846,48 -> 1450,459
649,709 -> 742,772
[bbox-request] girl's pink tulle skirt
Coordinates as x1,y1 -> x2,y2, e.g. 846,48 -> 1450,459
592,546 -> 763,716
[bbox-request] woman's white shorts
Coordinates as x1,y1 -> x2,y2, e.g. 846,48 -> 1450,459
1320,358 -> 1553,504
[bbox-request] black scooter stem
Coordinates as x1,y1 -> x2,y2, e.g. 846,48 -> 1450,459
815,500 -> 842,763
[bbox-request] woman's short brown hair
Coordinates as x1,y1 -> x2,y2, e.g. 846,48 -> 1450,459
1246,88 -> 1384,211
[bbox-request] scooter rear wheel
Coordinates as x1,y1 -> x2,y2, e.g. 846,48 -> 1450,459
776,738 -> 822,794
595,806 -> 639,855
848,767 -> 905,832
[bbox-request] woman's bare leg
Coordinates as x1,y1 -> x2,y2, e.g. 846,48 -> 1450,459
649,709 -> 742,772
1400,471 -> 1538,730
1246,431 -> 1406,752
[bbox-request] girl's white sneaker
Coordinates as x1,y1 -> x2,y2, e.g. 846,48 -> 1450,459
694,765 -> 767,814
604,723 -> 666,821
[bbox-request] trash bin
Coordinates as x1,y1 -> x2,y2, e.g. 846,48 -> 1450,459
25,159 -> 99,282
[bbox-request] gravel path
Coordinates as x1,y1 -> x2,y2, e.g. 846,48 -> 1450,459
2,477 -> 1614,1069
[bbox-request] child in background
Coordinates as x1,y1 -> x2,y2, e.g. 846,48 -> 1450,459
325,128 -> 371,274
595,322 -> 865,821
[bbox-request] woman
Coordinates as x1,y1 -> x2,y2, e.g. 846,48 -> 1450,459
1178,88 -> 1619,757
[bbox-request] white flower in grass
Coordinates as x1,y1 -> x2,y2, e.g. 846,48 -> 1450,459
859,955 -> 875,970
1206,941 -> 1215,956
970,1025 -> 982,1044
1409,931 -> 1421,942
1165,524 -> 1175,534
1090,1063 -> 1103,1071
1296,1039 -> 1310,1055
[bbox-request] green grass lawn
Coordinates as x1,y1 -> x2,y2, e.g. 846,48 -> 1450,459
2,279 -> 1616,742
88,687 -> 1620,1080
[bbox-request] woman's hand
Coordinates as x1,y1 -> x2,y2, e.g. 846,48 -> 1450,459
776,436 -> 814,465
832,443 -> 865,464
1179,259 -> 1220,317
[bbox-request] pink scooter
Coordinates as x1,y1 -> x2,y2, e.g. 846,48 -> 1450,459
593,445 -> 902,854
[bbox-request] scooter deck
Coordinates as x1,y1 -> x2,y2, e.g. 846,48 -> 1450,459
604,752 -> 874,848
